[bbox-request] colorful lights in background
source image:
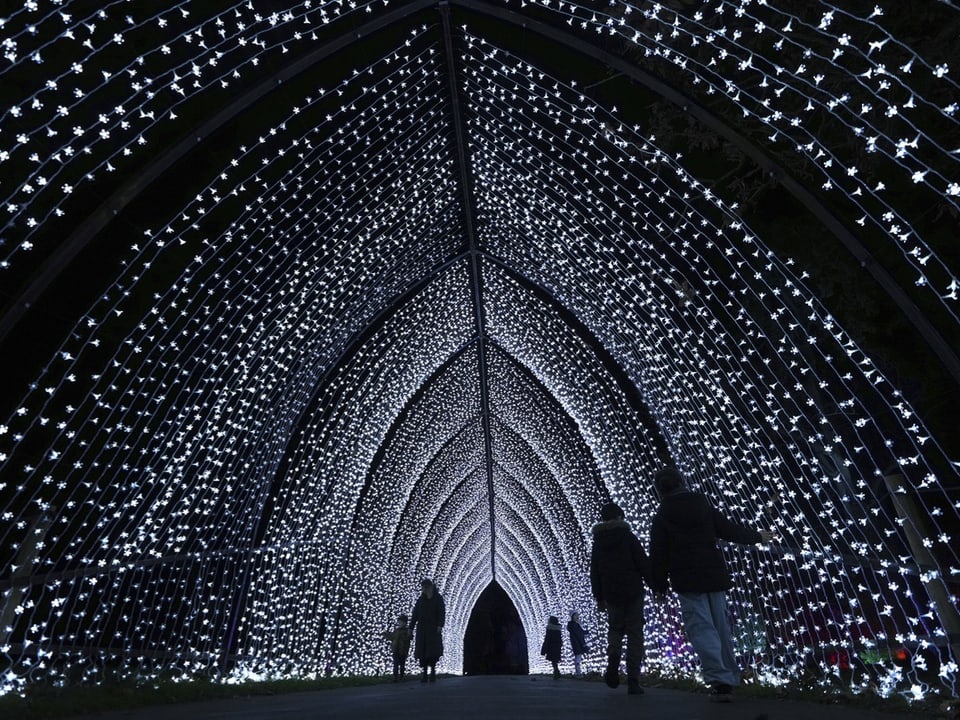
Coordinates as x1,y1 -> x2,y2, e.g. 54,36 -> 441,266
1,0 -> 957,705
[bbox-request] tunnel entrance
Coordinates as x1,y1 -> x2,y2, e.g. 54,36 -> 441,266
462,581 -> 528,675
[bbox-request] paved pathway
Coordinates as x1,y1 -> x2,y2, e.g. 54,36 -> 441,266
73,675 -> 911,720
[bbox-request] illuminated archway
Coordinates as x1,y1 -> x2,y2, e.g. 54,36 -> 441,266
0,0 -> 957,705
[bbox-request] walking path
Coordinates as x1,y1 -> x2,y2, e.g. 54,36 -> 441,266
69,675 -> 917,720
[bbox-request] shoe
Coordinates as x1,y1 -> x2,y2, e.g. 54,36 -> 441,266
709,683 -> 733,702
420,670 -> 428,683
429,667 -> 436,682
627,680 -> 643,695
604,663 -> 620,689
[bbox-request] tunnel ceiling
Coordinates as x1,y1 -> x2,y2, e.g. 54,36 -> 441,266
1,0 -> 959,697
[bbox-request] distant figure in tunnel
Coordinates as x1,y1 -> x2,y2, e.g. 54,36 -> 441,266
411,578 -> 445,683
566,611 -> 589,677
540,615 -> 563,679
383,613 -> 411,682
590,501 -> 651,695
649,466 -> 775,703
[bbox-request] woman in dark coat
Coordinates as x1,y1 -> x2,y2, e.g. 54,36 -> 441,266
541,615 -> 563,679
410,578 -> 445,682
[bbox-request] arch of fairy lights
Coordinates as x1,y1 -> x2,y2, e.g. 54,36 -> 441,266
0,0 -> 958,704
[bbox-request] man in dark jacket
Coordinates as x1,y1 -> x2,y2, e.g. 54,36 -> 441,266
590,501 -> 651,695
650,467 -> 774,702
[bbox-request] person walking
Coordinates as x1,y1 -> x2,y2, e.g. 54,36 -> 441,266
382,613 -> 411,681
649,466 -> 774,703
410,578 -> 445,682
590,501 -> 651,695
540,615 -> 563,679
566,611 -> 589,677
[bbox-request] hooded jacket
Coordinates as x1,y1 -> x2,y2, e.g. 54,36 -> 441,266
589,519 -> 651,607
649,490 -> 761,594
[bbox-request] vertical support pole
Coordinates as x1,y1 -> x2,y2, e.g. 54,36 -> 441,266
439,2 -> 498,581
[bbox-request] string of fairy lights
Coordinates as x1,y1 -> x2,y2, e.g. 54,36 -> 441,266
539,0 -> 960,322
1,0 -> 958,703
1,0 -> 396,270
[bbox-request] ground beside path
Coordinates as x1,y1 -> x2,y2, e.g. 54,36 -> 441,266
70,674 -> 915,720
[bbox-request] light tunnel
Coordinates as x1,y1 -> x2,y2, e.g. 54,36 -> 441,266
1,0 -> 959,704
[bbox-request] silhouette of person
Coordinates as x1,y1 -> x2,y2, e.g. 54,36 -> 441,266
410,578 -> 445,682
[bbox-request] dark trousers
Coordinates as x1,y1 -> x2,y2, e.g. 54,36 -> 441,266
606,596 -> 645,678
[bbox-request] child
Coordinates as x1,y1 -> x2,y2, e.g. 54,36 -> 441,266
566,611 -> 589,677
540,615 -> 563,679
383,614 -> 412,681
